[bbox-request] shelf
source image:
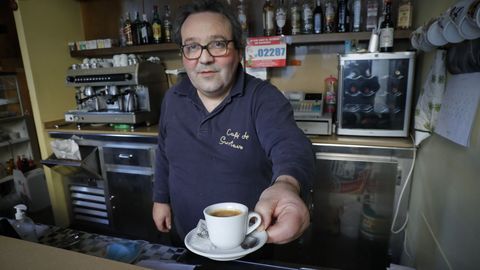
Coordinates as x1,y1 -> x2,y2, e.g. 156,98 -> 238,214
284,30 -> 412,45
0,137 -> 30,148
0,115 -> 24,123
0,175 -> 13,185
70,42 -> 179,58
69,30 -> 412,58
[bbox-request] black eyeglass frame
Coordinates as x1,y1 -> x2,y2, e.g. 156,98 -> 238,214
180,40 -> 234,60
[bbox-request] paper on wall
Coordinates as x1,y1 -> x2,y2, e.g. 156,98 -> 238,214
434,72 -> 480,147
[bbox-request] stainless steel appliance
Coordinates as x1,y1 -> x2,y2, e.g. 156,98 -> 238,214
42,132 -> 163,242
337,52 -> 415,137
270,142 -> 414,269
64,62 -> 168,126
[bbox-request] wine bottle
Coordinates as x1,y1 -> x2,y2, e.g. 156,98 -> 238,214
152,5 -> 162,44
313,0 -> 323,34
118,16 -> 127,47
351,0 -> 361,32
397,0 -> 413,30
238,0 -> 249,39
379,0 -> 394,52
263,0 -> 275,36
276,0 -> 287,35
290,0 -> 301,35
366,0 -> 379,31
163,5 -> 172,43
337,0 -> 347,33
123,12 -> 134,46
133,11 -> 142,45
140,14 -> 152,44
302,2 -> 313,34
324,0 -> 336,33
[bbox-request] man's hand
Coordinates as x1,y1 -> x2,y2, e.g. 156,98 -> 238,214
152,202 -> 172,232
254,176 -> 310,244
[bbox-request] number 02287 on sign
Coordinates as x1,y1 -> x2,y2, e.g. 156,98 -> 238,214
245,36 -> 286,68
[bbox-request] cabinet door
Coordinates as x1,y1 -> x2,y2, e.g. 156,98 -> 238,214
107,171 -> 158,240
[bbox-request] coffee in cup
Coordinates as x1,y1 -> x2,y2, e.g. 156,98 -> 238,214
203,202 -> 261,250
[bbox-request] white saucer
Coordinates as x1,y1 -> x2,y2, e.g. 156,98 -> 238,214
184,229 -> 268,261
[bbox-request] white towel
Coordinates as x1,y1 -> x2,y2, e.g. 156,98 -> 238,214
414,49 -> 447,146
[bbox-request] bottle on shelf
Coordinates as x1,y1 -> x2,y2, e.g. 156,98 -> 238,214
350,0 -> 362,32
302,1 -> 314,34
397,0 -> 413,30
123,12 -> 134,46
140,13 -> 152,44
263,0 -> 275,36
324,0 -> 336,33
276,0 -> 287,35
118,16 -> 127,47
12,204 -> 38,242
337,0 -> 348,33
313,0 -> 323,34
365,0 -> 379,31
290,0 -> 301,35
133,11 -> 142,45
151,5 -> 162,44
237,0 -> 249,39
163,5 -> 173,43
379,0 -> 394,52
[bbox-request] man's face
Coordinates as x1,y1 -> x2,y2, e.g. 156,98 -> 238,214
180,12 -> 241,98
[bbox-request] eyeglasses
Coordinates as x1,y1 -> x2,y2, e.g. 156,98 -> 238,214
180,40 -> 234,60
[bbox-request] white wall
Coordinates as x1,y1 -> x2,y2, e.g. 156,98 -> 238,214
403,0 -> 480,269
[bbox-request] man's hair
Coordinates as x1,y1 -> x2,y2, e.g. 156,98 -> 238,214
173,0 -> 244,49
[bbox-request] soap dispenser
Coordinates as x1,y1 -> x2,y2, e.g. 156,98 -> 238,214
12,204 -> 38,242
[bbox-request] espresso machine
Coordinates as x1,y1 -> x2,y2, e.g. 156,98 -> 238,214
64,61 -> 168,126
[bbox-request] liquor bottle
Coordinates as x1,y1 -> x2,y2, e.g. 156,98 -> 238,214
151,5 -> 162,44
163,5 -> 172,43
133,11 -> 142,45
397,0 -> 413,30
324,0 -> 336,33
350,0 -> 361,32
313,0 -> 323,34
140,14 -> 152,44
337,0 -> 347,33
118,16 -> 127,47
379,0 -> 394,52
276,0 -> 287,35
238,0 -> 249,39
290,0 -> 301,35
302,2 -> 313,34
123,12 -> 134,46
263,0 -> 275,36
365,0 -> 379,31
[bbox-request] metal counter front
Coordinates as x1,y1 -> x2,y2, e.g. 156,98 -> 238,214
42,120 -> 414,269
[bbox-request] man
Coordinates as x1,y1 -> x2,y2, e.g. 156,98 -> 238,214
152,0 -> 314,245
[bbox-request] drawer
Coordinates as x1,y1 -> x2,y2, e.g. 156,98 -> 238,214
103,147 -> 152,166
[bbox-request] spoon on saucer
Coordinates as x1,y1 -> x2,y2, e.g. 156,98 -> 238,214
240,235 -> 258,250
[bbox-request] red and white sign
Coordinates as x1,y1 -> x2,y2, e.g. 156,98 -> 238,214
245,36 -> 287,68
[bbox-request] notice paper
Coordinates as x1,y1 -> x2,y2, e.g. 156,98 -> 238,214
435,72 -> 480,147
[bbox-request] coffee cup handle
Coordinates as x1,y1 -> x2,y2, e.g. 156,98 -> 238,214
246,212 -> 262,235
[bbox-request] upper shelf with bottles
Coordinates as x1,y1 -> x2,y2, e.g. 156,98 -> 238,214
69,30 -> 412,58
71,0 -> 413,58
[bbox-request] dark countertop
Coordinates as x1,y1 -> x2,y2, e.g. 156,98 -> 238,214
1,218 -> 333,270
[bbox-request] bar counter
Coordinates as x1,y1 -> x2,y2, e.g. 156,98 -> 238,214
44,120 -> 414,149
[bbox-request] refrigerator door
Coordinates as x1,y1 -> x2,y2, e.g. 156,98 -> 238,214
337,52 -> 415,137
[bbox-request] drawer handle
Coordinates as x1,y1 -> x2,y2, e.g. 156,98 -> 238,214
118,154 -> 133,159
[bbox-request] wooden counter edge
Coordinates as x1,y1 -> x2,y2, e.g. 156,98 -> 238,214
43,119 -> 158,137
0,236 -> 149,270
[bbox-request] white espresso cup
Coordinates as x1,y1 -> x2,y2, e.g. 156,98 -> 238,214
203,202 -> 262,250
